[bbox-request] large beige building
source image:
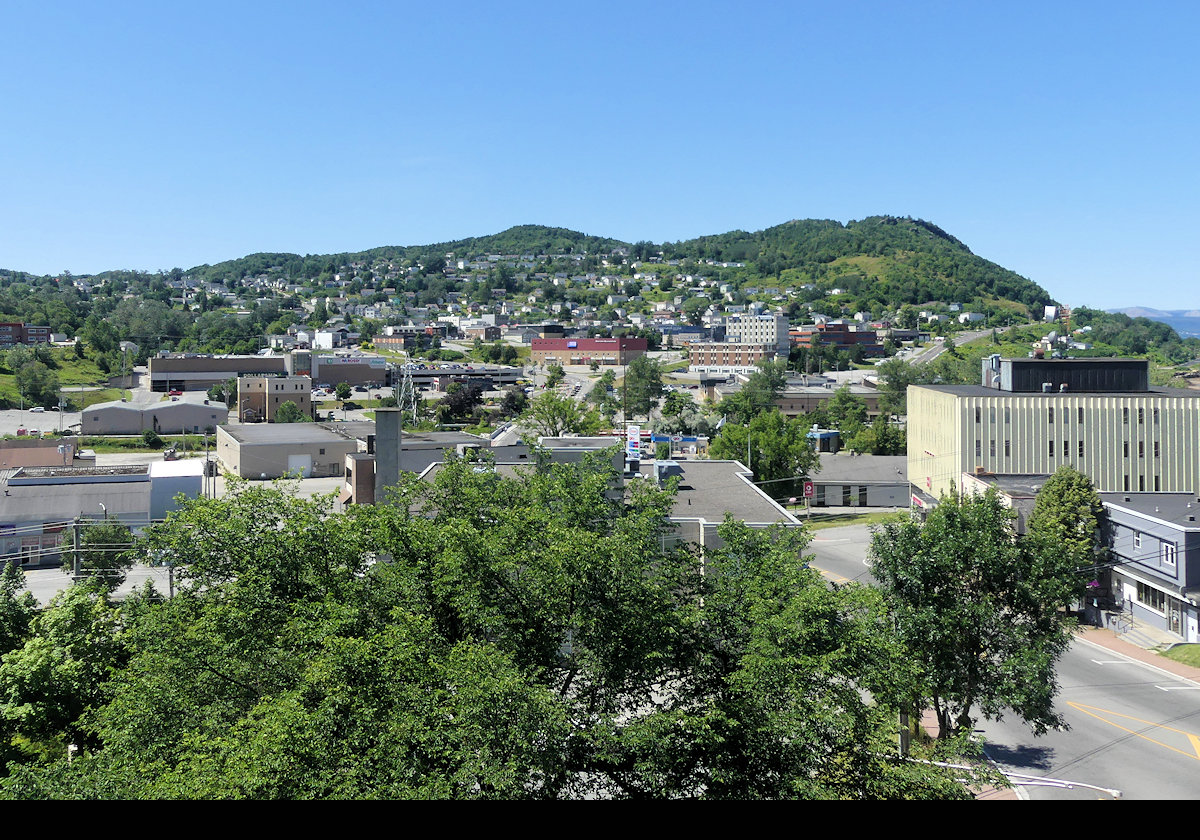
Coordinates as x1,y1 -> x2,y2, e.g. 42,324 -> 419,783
909,357 -> 1200,504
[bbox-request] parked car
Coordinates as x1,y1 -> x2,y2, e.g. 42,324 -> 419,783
30,406 -> 44,413
168,389 -> 183,396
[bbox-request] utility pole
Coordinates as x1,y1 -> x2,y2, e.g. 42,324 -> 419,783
72,517 -> 81,578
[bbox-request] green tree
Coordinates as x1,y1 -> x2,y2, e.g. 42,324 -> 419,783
15,361 -> 59,407
335,381 -> 352,402
875,358 -> 930,415
718,359 -> 788,424
0,462 -> 985,799
65,520 -> 134,592
1026,466 -> 1107,569
620,355 -> 663,420
869,490 -> 1085,739
273,401 -> 308,423
544,364 -> 565,389
709,410 -> 820,496
0,585 -> 125,751
846,413 -> 906,455
0,564 -> 37,658
521,391 -> 603,438
825,385 -> 868,434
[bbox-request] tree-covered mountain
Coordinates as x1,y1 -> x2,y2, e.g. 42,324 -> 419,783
163,216 -> 1052,309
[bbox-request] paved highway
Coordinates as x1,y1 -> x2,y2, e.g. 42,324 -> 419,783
806,522 -> 1200,800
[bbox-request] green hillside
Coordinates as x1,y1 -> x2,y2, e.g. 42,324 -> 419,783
162,216 -> 1052,312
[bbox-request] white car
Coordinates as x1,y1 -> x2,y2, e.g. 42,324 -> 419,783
29,407 -> 44,413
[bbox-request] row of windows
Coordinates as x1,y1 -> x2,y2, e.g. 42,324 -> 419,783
975,406 -> 1162,424
974,439 -> 1161,459
1137,581 -> 1167,613
1122,475 -> 1161,491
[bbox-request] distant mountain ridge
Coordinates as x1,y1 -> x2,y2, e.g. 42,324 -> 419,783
1110,307 -> 1200,339
0,216 -> 1055,314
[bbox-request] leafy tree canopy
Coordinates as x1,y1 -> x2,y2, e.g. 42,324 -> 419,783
869,490 -> 1086,739
0,465 -> 987,799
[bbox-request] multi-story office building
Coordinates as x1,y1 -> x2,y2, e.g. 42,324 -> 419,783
688,343 -> 777,374
725,313 -> 790,353
908,356 -> 1200,505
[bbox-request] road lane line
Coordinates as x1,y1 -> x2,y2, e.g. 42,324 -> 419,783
1067,701 -> 1200,761
1155,685 -> 1200,691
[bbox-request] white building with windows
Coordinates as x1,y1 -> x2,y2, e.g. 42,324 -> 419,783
908,357 -> 1200,506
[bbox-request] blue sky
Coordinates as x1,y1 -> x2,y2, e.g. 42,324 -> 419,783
2,1 -> 1196,310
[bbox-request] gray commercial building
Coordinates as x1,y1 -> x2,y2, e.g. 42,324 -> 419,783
216,423 -> 361,479
82,399 -> 229,435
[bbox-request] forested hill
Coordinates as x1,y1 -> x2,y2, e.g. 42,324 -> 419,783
2,216 -> 1054,314
657,216 -> 1052,308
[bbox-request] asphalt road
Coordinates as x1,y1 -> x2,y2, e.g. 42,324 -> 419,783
977,640 -> 1200,800
806,522 -> 1200,800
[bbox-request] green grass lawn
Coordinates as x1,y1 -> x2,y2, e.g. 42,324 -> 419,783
1161,644 -> 1200,668
789,510 -> 905,530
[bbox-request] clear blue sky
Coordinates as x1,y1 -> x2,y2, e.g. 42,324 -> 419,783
2,1 -> 1196,310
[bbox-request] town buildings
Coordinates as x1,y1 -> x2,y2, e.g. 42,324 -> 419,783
530,337 -> 647,366
237,375 -> 313,422
908,357 -> 1200,506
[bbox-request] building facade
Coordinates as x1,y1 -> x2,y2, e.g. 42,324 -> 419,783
149,354 -> 287,392
688,342 -> 777,374
908,358 -> 1200,504
725,314 -> 790,353
1101,493 -> 1200,642
237,375 -> 313,422
531,337 -> 647,366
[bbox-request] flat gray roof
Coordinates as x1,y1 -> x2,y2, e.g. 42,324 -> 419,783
916,384 -> 1200,398
1101,492 -> 1200,530
220,424 -> 348,445
817,454 -> 906,483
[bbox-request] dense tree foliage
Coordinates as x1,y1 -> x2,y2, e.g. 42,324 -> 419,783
620,355 -> 664,420
869,491 -> 1086,739
0,464 -> 989,799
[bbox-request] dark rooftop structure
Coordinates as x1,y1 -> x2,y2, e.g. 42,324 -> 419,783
981,355 -> 1150,393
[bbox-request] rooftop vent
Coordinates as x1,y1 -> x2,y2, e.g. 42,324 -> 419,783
1042,382 -> 1053,393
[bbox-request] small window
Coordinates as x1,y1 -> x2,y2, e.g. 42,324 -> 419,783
975,440 -> 981,457
1153,408 -> 1159,424
1162,543 -> 1178,567
1139,441 -> 1145,458
1154,441 -> 1160,458
1138,408 -> 1144,424
319,448 -> 326,455
1048,440 -> 1055,457
1123,441 -> 1130,457
1124,475 -> 1130,491
1123,407 -> 1130,424
1078,407 -> 1084,423
1154,476 -> 1161,491
1004,440 -> 1011,456
1005,407 -> 1011,423
975,407 -> 981,423
1078,440 -> 1084,457
990,440 -> 996,456
1133,531 -> 1142,549
1139,475 -> 1145,491
1048,407 -> 1054,424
